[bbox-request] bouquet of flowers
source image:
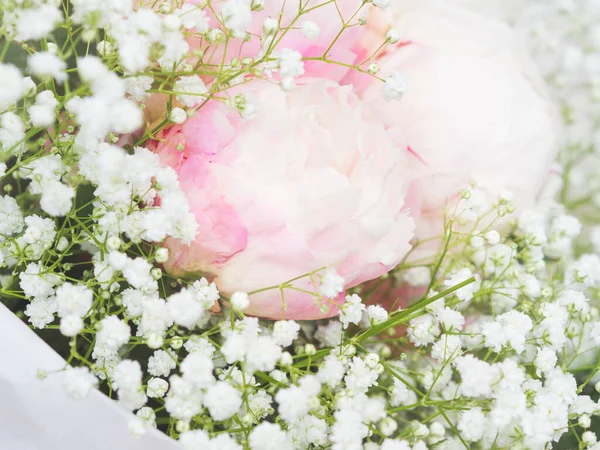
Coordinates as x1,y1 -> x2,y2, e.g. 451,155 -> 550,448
1,0 -> 600,449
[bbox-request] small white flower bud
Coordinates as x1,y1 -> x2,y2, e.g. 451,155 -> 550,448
583,431 -> 597,446
106,236 -> 121,251
170,336 -> 183,349
280,77 -> 296,92
304,344 -> 317,356
147,377 -> 169,398
430,421 -> 445,437
22,77 -> 37,97
484,230 -> 500,245
379,417 -> 398,436
158,2 -> 171,14
301,21 -> 321,40
175,420 -> 190,433
207,29 -> 225,43
151,268 -> 162,280
279,351 -> 293,367
379,345 -> 392,359
170,107 -> 187,124
263,18 -> 279,35
155,248 -> 169,263
231,291 -> 250,311
386,28 -> 401,44
579,414 -> 592,428
364,353 -> 380,369
60,315 -> 83,337
342,344 -> 356,357
241,413 -> 254,426
56,236 -> 69,252
251,0 -> 264,10
97,40 -> 113,56
269,369 -> 287,383
368,63 -> 380,74
147,333 -> 164,349
413,422 -> 429,438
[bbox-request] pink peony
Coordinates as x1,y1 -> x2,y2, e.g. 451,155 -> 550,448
345,0 -> 560,240
148,80 -> 415,319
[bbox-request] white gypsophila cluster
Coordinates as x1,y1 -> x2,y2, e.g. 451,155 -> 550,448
11,187 -> 600,450
1,0 -> 63,42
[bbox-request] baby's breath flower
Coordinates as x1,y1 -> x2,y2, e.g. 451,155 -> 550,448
382,71 -> 408,101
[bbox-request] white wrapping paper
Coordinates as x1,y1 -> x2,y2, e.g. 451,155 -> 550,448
0,302 -> 180,450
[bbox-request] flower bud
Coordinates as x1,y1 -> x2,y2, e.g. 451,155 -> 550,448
170,107 -> 187,124
251,0 -> 264,11
263,18 -> 279,35
97,40 -> 112,56
579,414 -> 591,429
155,248 -> 169,263
106,236 -> 121,251
364,353 -> 379,369
484,230 -> 500,245
175,420 -> 189,433
414,422 -> 429,438
386,28 -> 401,44
241,413 -> 254,426
583,431 -> 597,446
151,268 -> 162,280
158,2 -> 171,13
379,417 -> 398,436
57,236 -> 69,251
304,344 -> 317,356
170,336 -> 184,350
22,77 -> 37,96
430,421 -> 445,437
269,369 -> 288,384
279,352 -> 293,367
342,344 -> 356,357
207,29 -> 225,43
231,291 -> 250,311
280,77 -> 296,92
47,42 -> 58,55
147,333 -> 164,349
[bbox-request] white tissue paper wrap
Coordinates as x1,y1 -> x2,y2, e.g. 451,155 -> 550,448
0,302 -> 179,450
